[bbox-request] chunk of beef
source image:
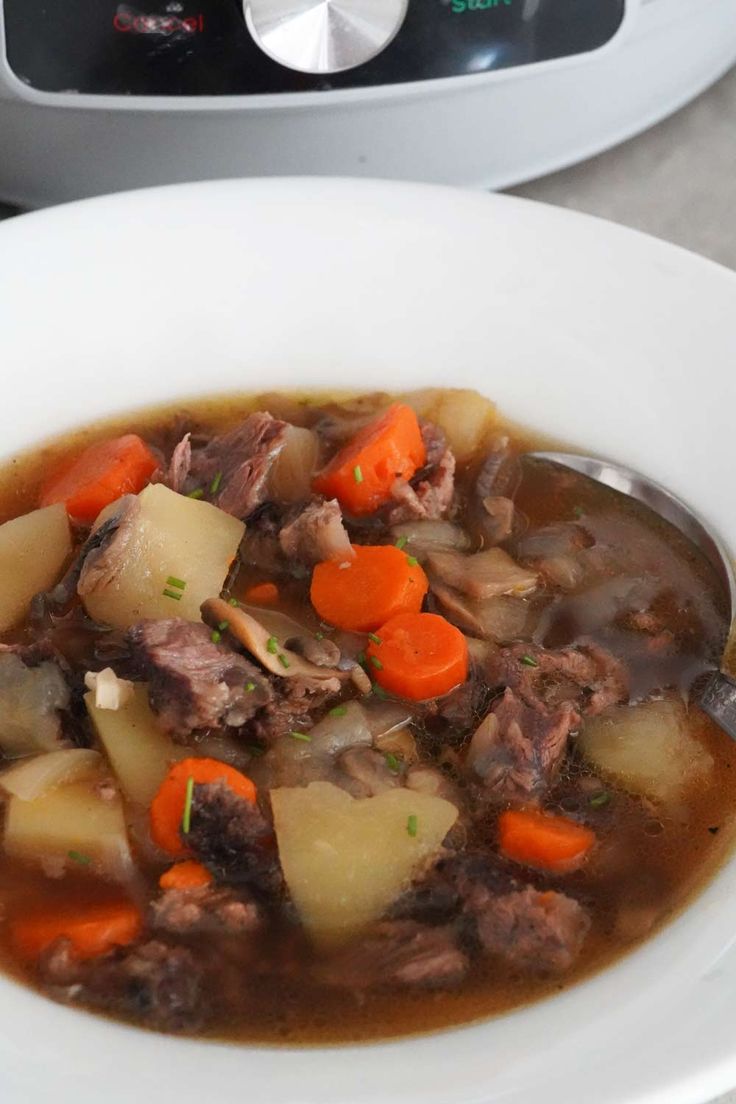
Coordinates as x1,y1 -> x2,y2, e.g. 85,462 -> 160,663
187,412 -> 289,519
151,884 -> 263,936
486,641 -> 628,718
40,938 -> 206,1033
278,498 -> 353,567
127,619 -> 272,738
249,673 -> 342,744
388,423 -> 457,526
162,432 -> 192,494
318,921 -> 468,990
422,664 -> 492,742
466,689 -> 574,802
420,421 -> 448,468
185,780 -> 282,897
467,882 -> 590,974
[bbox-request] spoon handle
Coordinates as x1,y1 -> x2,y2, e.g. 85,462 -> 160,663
699,672 -> 736,742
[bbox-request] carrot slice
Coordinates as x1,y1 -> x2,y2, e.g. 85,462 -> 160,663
159,860 -> 213,891
310,545 -> 429,632
243,582 -> 280,606
312,403 -> 426,516
150,757 -> 257,857
498,810 -> 596,874
40,434 -> 158,524
366,611 -> 468,701
11,901 -> 143,963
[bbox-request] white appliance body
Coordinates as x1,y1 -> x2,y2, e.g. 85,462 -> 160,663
0,0 -> 735,207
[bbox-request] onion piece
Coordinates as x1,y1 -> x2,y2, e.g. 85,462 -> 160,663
375,727 -> 418,764
84,667 -> 135,711
390,520 -> 471,560
269,426 -> 320,504
428,548 -> 537,600
0,748 -> 101,802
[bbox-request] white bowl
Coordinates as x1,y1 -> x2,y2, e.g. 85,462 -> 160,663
1,178 -> 736,1104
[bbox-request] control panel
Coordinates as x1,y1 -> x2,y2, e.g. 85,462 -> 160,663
3,0 -> 626,96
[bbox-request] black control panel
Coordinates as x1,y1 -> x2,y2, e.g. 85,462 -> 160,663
3,0 -> 626,97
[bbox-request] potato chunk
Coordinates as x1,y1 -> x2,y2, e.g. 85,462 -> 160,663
0,504 -> 71,631
85,684 -> 179,805
578,699 -> 713,803
271,781 -> 458,946
401,389 -> 497,463
3,778 -> 134,881
81,483 -> 244,629
0,749 -> 101,801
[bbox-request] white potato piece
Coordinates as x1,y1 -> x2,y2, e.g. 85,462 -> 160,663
271,781 -> 458,946
3,778 -> 134,881
0,654 -> 70,758
269,426 -> 319,503
0,749 -> 101,801
85,684 -> 178,805
81,483 -> 244,629
578,699 -> 713,803
401,389 -> 497,463
0,504 -> 71,632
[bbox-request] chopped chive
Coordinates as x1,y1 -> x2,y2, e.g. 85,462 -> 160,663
370,655 -> 383,671
372,682 -> 388,699
67,850 -> 91,866
217,620 -> 229,632
266,636 -> 279,655
406,555 -> 419,567
181,776 -> 195,834
589,792 -> 611,809
187,488 -> 205,500
278,653 -> 290,669
211,630 -> 222,644
395,536 -> 408,550
357,651 -> 367,666
329,705 -> 348,717
385,753 -> 401,774
407,814 -> 418,838
166,576 -> 187,590
209,471 -> 223,495
289,730 -> 311,742
368,633 -> 382,645
163,588 -> 183,601
229,597 -> 240,607
245,681 -> 256,693
353,465 -> 364,484
573,506 -> 585,519
315,632 -> 325,641
246,743 -> 266,757
520,654 -> 539,668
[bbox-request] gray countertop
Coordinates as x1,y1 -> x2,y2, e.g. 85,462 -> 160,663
1,61 -> 736,1104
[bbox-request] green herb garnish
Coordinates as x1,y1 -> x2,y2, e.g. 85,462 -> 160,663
353,465 -> 364,484
67,850 -> 91,866
395,536 -> 408,550
217,620 -> 229,632
266,636 -> 279,654
245,682 -> 256,693
278,653 -> 290,669
209,470 -> 223,495
368,633 -> 382,645
289,730 -> 312,743
181,776 -> 195,835
245,743 -> 266,757
372,682 -> 388,699
370,655 -> 383,670
211,630 -> 222,644
187,488 -> 205,500
385,753 -> 401,774
166,576 -> 187,591
229,597 -> 240,607
329,705 -> 348,717
357,651 -> 367,666
315,632 -> 325,641
406,555 -> 419,567
589,792 -> 611,809
573,506 -> 585,519
407,814 -> 418,838
163,588 -> 183,601
520,654 -> 539,668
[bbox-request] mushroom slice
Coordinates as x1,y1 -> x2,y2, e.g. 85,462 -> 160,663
202,597 -> 350,683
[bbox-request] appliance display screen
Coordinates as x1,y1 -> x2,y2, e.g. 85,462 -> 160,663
3,0 -> 626,96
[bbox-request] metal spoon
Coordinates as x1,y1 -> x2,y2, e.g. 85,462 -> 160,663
528,451 -> 736,739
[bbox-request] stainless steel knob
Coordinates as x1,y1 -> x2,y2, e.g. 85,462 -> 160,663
244,0 -> 408,75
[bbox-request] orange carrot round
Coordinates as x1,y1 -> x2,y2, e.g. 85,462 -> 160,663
311,544 -> 429,632
366,611 -> 468,701
150,758 -> 257,857
40,434 -> 158,524
159,860 -> 213,891
312,403 -> 426,516
11,901 -> 143,963
243,582 -> 280,606
498,809 -> 596,874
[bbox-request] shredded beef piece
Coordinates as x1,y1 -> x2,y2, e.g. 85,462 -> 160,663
279,498 -> 353,567
420,421 -> 448,468
185,780 -> 282,897
162,432 -> 192,494
422,666 -> 492,741
187,412 -> 289,519
127,619 -> 272,738
40,938 -> 206,1033
318,921 -> 468,990
249,674 -> 341,743
486,641 -> 628,718
466,688 -> 574,801
151,884 -> 263,936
